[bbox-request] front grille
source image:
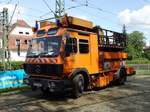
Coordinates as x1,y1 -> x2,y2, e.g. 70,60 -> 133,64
24,64 -> 63,76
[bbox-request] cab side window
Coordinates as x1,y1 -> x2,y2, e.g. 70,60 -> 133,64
37,30 -> 46,37
79,39 -> 89,54
67,37 -> 77,53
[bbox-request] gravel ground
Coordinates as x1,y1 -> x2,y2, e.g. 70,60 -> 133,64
0,75 -> 150,112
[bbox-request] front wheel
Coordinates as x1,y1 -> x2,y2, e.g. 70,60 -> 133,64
71,74 -> 84,98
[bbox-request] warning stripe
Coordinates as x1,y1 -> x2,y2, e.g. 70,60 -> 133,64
26,58 -> 57,64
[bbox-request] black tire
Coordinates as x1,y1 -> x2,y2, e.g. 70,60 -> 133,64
117,69 -> 127,85
72,74 -> 84,98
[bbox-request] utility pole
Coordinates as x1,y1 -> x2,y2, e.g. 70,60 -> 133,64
1,8 -> 11,70
122,24 -> 127,47
122,24 -> 127,35
55,0 -> 65,18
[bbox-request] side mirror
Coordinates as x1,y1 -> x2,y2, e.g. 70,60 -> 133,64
65,43 -> 70,57
64,33 -> 71,57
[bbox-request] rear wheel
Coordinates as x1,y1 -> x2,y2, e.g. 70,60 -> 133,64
71,74 -> 84,98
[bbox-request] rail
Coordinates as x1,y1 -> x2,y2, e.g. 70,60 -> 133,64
97,28 -> 127,51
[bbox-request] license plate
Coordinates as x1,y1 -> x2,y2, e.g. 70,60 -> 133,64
33,83 -> 42,87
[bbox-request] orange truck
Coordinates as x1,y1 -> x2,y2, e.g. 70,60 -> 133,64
23,15 -> 135,97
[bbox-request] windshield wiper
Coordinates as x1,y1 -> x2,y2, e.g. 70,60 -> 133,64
39,52 -> 51,56
39,51 -> 56,57
27,52 -> 40,57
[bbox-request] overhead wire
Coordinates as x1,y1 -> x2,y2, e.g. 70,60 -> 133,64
16,0 -> 21,20
87,5 -> 117,16
71,0 -> 117,16
142,0 -> 150,2
66,4 -> 86,10
39,12 -> 53,18
7,0 -> 122,29
26,7 -> 46,13
87,0 -> 117,16
42,0 -> 57,17
70,0 -> 122,27
25,14 -> 45,19
9,3 -> 17,25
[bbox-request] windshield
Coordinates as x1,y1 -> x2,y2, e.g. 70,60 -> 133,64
27,36 -> 62,57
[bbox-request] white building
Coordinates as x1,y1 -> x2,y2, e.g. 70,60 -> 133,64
9,20 -> 33,61
0,20 -> 33,61
10,20 -> 33,36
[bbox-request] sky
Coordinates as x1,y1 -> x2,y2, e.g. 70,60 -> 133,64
0,0 -> 150,45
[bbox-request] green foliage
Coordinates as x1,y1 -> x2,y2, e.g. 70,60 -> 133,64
144,49 -> 150,60
0,61 -> 24,71
10,61 -> 25,70
0,48 -> 2,60
127,58 -> 150,64
127,31 -> 146,59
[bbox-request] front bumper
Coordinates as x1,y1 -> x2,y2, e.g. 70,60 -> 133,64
23,77 -> 72,92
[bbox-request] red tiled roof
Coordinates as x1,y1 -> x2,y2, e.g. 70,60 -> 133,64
0,19 -> 31,35
10,20 -> 31,32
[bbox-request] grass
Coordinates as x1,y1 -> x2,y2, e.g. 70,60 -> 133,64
0,85 -> 30,95
135,70 -> 150,75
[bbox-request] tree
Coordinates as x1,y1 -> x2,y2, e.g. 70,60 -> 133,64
144,49 -> 150,60
127,31 -> 146,59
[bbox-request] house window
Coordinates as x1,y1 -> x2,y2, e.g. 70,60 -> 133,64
26,32 -> 29,35
16,39 -> 21,46
19,32 -> 23,34
79,39 -> 89,54
37,30 -> 46,37
24,40 -> 28,44
48,28 -> 58,35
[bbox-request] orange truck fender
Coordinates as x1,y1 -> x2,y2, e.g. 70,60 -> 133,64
126,67 -> 136,76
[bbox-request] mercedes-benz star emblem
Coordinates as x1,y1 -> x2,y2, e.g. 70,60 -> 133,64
35,65 -> 41,74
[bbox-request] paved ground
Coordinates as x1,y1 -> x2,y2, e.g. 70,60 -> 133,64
0,75 -> 150,112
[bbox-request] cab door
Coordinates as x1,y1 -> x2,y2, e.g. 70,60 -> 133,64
77,37 -> 91,72
63,32 -> 91,74
63,36 -> 79,74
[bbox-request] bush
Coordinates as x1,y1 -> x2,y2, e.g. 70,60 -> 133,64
0,61 -> 25,71
127,58 -> 150,64
127,56 -> 133,60
10,61 -> 25,70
